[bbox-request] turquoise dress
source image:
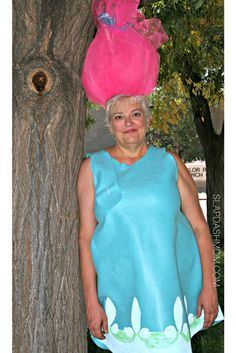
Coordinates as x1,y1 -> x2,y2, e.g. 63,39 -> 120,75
84,145 -> 224,353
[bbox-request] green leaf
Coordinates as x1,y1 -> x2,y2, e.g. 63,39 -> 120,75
195,0 -> 203,10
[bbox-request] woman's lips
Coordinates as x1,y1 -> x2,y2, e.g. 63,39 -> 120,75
124,129 -> 137,133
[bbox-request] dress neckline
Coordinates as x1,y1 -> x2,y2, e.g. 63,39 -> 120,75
102,145 -> 152,167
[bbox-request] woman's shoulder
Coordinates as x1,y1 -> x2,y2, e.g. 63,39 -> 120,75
83,149 -> 105,160
153,147 -> 185,183
81,149 -> 107,175
165,149 -> 184,170
164,149 -> 196,186
77,156 -> 94,190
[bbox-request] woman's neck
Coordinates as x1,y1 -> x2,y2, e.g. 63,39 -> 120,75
106,143 -> 148,161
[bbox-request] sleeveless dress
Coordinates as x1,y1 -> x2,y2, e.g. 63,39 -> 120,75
84,145 -> 224,353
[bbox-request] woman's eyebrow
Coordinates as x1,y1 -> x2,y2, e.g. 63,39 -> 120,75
112,108 -> 143,116
112,108 -> 142,115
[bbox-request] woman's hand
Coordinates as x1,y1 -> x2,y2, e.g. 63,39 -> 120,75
196,286 -> 219,329
86,301 -> 109,339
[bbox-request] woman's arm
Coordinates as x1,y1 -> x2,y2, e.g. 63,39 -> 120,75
77,157 -> 108,339
167,150 -> 219,329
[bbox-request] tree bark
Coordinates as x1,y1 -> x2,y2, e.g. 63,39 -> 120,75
189,90 -> 224,250
13,1 -> 94,352
180,58 -> 224,250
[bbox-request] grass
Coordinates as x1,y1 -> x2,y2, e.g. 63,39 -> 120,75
87,250 -> 224,353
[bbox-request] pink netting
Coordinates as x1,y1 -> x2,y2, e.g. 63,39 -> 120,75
81,0 -> 168,106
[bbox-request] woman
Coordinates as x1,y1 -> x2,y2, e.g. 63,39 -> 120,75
77,95 -> 223,353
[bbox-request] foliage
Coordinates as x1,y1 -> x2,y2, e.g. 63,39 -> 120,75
148,74 -> 189,133
145,75 -> 205,161
85,102 -> 100,130
142,0 -> 224,137
146,112 -> 205,162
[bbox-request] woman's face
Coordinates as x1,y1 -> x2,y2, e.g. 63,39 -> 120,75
108,99 -> 150,147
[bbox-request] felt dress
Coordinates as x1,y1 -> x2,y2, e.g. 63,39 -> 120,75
84,145 -> 224,353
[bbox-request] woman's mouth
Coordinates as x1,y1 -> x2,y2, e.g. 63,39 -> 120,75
124,129 -> 137,134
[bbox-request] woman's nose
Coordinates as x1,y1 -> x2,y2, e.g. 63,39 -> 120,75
124,115 -> 132,125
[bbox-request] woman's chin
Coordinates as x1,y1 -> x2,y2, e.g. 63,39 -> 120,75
123,138 -> 141,144
122,133 -> 142,140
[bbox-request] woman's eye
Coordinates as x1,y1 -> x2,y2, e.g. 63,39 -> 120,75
114,115 -> 123,120
132,112 -> 142,118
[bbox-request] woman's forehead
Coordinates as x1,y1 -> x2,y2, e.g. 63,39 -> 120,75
112,99 -> 143,113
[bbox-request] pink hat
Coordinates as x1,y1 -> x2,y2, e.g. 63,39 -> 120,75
81,0 -> 168,107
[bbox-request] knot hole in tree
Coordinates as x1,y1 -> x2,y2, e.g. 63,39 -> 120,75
27,68 -> 53,94
32,71 -> 47,92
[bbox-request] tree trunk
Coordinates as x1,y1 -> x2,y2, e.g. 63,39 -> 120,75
13,1 -> 94,352
189,90 -> 224,250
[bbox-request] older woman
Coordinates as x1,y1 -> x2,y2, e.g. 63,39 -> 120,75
77,95 -> 223,353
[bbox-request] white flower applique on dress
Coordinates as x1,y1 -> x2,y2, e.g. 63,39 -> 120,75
91,295 -> 223,353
